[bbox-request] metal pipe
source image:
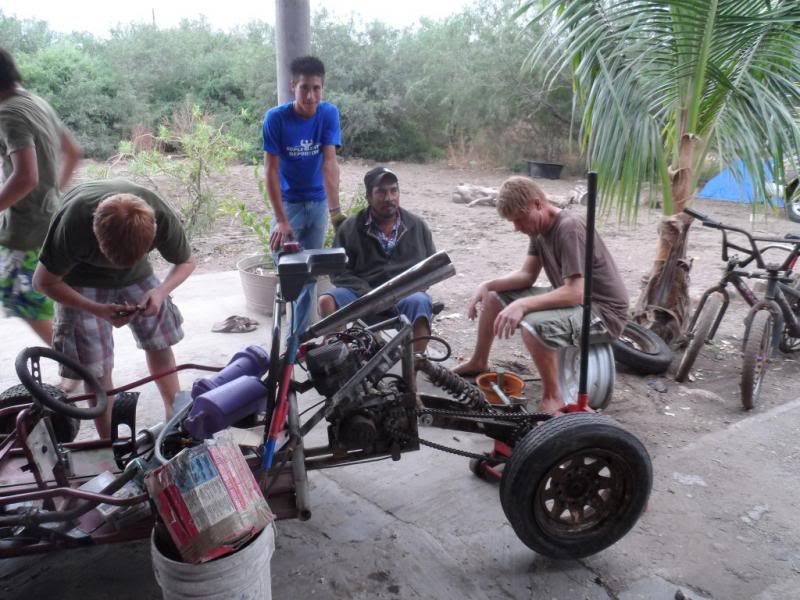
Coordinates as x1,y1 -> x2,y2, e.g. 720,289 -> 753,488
275,0 -> 311,104
287,390 -> 310,521
0,466 -> 139,526
578,172 -> 598,409
303,251 -> 455,341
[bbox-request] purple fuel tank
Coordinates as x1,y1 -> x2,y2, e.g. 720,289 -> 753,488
191,345 -> 270,399
184,375 -> 268,440
184,345 -> 271,440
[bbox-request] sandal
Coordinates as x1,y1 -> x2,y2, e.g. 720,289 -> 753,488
211,315 -> 260,333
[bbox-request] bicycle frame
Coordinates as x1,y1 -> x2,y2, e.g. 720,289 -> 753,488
684,208 -> 800,344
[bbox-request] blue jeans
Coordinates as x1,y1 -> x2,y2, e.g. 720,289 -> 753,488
324,287 -> 433,326
272,201 -> 328,336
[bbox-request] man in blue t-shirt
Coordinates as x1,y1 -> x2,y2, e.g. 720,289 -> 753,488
262,55 -> 342,335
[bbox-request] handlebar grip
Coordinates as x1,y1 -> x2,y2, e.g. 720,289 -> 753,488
684,207 -> 720,227
683,207 -> 708,221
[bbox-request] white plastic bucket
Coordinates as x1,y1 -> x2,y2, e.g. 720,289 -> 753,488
151,525 -> 275,600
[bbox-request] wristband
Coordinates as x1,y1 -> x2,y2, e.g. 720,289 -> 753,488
329,206 -> 342,214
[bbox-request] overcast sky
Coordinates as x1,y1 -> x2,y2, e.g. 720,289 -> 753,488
1,0 -> 476,36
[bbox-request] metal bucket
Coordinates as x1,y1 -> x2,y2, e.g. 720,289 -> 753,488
151,525 -> 275,600
237,254 -> 278,316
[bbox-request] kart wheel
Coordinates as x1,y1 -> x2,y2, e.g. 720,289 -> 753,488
611,322 -> 672,375
675,293 -> 723,382
741,309 -> 774,410
0,384 -> 80,443
499,413 -> 652,559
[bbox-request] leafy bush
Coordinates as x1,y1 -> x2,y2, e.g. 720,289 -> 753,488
120,104 -> 247,239
2,1 -> 573,167
221,162 -> 274,259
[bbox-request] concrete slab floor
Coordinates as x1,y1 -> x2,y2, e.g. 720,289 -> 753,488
0,270 -> 268,432
2,270 -> 800,599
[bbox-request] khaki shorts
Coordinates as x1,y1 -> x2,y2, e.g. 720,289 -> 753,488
53,275 -> 184,379
496,286 -> 605,349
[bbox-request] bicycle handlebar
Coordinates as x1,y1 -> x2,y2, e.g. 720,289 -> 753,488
683,207 -> 800,272
683,207 -> 721,227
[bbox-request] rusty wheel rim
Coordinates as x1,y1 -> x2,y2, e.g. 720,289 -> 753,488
534,450 -> 630,536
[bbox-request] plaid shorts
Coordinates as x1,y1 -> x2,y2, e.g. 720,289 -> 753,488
53,274 -> 184,378
0,246 -> 54,321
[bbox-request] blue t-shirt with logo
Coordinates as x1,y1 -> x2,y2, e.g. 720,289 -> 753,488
262,101 -> 342,203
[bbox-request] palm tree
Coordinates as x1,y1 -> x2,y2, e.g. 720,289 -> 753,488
520,0 -> 800,342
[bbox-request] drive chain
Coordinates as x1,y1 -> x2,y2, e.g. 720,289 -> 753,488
386,408 -> 552,462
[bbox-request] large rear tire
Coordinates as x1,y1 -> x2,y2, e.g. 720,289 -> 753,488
499,413 -> 652,559
675,293 -> 723,382
611,322 -> 672,375
741,309 -> 774,411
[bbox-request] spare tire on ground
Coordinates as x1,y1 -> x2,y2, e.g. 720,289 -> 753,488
611,321 -> 673,375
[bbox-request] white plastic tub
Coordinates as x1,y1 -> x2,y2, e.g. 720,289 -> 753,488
151,525 -> 275,600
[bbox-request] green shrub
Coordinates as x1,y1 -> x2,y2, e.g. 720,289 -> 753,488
121,104 -> 247,239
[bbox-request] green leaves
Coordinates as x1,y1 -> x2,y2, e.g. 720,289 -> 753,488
120,104 -> 247,239
522,0 -> 800,217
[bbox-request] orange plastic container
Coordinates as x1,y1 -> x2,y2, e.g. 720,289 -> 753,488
475,372 -> 525,405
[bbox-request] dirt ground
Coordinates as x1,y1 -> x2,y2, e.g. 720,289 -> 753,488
84,158 -> 800,463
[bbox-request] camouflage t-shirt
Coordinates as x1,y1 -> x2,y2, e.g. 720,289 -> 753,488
0,88 -> 63,251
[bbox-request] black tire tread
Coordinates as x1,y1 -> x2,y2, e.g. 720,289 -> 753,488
611,322 -> 673,374
499,413 -> 652,559
741,309 -> 773,410
0,383 -> 80,443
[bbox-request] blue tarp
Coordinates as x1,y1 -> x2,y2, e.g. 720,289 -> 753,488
698,160 -> 783,206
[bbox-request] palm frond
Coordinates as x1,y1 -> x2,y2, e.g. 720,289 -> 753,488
522,0 -> 800,217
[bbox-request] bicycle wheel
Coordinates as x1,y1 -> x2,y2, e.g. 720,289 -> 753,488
779,330 -> 800,353
779,276 -> 800,353
741,309 -> 774,410
675,293 -> 723,382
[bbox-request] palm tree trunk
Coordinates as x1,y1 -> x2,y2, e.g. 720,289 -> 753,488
632,134 -> 698,343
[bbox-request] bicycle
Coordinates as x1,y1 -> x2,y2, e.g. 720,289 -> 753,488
675,207 -> 800,409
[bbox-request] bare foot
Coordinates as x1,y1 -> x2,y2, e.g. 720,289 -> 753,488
452,361 -> 489,376
58,378 -> 81,396
538,398 -> 564,415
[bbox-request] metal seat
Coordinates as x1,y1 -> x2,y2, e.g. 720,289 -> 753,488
277,248 -> 347,302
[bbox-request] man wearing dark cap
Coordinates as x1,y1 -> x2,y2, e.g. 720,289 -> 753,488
318,166 -> 437,352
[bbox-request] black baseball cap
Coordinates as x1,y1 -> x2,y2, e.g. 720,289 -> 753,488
364,166 -> 398,194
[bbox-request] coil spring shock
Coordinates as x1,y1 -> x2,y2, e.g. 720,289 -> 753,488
415,357 -> 485,410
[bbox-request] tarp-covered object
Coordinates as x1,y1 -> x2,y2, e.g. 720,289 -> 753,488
698,160 -> 783,206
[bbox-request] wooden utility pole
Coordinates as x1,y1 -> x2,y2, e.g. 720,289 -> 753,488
275,0 -> 311,104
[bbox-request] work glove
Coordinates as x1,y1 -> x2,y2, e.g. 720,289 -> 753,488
331,211 -> 347,232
